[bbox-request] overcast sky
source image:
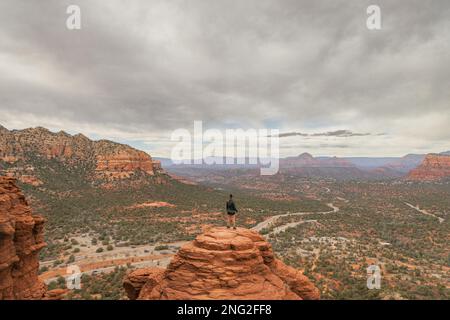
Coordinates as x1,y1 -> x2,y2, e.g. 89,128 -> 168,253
0,0 -> 449,157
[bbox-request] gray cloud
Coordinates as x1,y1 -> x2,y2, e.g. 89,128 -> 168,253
283,143 -> 350,149
276,130 -> 375,138
0,0 -> 449,156
312,130 -> 371,137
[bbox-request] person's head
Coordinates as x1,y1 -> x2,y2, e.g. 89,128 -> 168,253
229,194 -> 233,199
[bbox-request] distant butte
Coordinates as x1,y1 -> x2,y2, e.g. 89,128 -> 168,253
406,154 -> 450,181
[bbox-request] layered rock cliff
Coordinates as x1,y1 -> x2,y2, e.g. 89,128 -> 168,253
406,154 -> 450,181
124,227 -> 320,300
94,140 -> 156,180
0,125 -> 164,184
0,176 -> 47,299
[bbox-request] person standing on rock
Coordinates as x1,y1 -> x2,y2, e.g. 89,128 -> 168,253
226,194 -> 238,229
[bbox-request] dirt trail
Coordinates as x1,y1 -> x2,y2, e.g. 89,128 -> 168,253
404,202 -> 444,223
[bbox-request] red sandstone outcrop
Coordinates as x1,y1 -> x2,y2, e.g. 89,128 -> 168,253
3,166 -> 43,187
406,154 -> 450,181
124,227 -> 320,300
43,288 -> 69,300
0,176 -> 47,299
17,175 -> 44,187
123,268 -> 165,300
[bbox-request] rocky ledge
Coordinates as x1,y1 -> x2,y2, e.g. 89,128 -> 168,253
123,227 -> 320,300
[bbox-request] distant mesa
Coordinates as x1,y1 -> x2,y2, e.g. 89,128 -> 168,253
406,153 -> 450,181
123,226 -> 320,300
282,152 -> 354,168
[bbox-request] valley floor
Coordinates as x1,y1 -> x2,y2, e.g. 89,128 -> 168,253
25,175 -> 449,300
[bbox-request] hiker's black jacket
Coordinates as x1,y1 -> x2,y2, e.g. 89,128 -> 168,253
226,200 -> 238,214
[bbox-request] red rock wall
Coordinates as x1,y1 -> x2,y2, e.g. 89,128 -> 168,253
0,176 -> 46,300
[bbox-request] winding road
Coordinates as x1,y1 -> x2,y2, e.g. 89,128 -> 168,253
252,203 -> 340,233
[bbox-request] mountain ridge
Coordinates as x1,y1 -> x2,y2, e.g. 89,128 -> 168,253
0,124 -> 165,187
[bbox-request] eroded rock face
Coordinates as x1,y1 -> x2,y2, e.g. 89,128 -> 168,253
124,227 -> 320,300
123,268 -> 165,300
0,176 -> 46,300
407,154 -> 450,181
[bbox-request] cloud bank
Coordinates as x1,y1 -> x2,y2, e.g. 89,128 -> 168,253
0,0 -> 449,156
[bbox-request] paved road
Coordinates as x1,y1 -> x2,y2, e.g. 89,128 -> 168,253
252,203 -> 339,232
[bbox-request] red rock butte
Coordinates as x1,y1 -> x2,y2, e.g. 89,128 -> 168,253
407,154 -> 450,181
124,227 -> 320,300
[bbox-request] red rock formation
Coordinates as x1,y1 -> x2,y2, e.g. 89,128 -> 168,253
406,154 -> 450,181
0,176 -> 47,299
3,166 -> 43,187
124,227 -> 320,300
43,288 -> 69,300
95,149 -> 154,180
152,160 -> 163,174
123,268 -> 165,300
16,175 -> 44,187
